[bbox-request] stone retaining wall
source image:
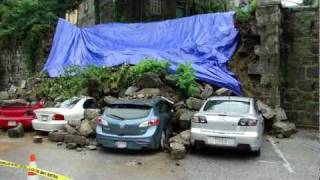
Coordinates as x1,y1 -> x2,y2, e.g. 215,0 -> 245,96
281,7 -> 319,128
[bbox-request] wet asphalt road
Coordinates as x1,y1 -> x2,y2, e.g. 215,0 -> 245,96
0,129 -> 319,180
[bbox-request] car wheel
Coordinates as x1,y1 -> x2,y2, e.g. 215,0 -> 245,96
160,130 -> 168,150
252,149 -> 261,157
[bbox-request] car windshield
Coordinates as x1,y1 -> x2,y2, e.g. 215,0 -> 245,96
104,104 -> 151,120
58,98 -> 81,109
203,100 -> 250,114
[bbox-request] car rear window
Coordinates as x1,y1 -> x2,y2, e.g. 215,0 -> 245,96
203,100 -> 250,114
58,98 -> 81,109
104,104 -> 151,120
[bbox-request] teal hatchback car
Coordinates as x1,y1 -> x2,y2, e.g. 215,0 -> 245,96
96,98 -> 173,150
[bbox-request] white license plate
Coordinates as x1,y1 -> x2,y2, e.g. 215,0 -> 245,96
8,121 -> 17,127
208,137 -> 235,146
115,141 -> 127,148
41,115 -> 48,121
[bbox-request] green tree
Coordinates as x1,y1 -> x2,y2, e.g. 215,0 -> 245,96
0,0 -> 82,74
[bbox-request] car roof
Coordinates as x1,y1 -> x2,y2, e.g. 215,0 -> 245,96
207,96 -> 253,102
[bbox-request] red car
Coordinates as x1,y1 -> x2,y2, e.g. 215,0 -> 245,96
0,100 -> 44,129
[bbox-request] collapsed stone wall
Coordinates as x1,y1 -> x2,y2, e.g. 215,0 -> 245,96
281,7 -> 319,128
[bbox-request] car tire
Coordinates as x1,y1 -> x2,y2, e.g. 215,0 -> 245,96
252,149 -> 261,157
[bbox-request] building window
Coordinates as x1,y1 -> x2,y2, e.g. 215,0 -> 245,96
150,0 -> 162,15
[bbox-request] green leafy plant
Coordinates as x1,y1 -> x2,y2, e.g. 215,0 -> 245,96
175,63 -> 197,97
235,0 -> 256,23
132,59 -> 170,76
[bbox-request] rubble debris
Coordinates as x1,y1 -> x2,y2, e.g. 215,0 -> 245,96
48,131 -> 67,142
137,72 -> 163,88
169,142 -> 186,160
169,130 -> 191,146
174,109 -> 195,129
200,84 -> 213,99
20,80 -> 27,89
79,120 -> 94,137
257,100 -> 275,119
164,75 -> 178,87
124,86 -> 139,96
87,145 -> 97,150
8,85 -> 17,95
186,97 -> 204,110
64,124 -> 79,135
76,147 -> 83,152
84,109 -> 100,120
33,136 -> 43,143
103,96 -> 117,105
215,88 -> 232,96
0,91 -> 9,100
136,88 -> 160,97
273,107 -> 287,122
7,123 -> 24,138
66,143 -> 77,149
272,121 -> 297,138
57,142 -> 64,146
64,134 -> 87,146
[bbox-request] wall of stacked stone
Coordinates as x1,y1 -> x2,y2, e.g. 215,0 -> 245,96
281,7 -> 319,128
254,3 -> 282,106
0,46 -> 25,90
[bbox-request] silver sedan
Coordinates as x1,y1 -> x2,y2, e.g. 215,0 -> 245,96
190,96 -> 264,156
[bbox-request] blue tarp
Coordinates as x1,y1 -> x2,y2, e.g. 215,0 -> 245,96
43,12 -> 242,95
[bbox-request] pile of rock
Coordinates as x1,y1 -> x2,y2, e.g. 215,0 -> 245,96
257,101 -> 297,138
48,109 -> 100,151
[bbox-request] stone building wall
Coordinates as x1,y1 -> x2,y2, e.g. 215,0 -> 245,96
281,7 -> 319,128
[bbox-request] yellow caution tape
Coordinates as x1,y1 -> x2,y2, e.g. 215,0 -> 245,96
0,159 -> 72,180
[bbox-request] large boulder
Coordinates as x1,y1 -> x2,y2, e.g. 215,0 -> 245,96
200,84 -> 213,100
89,119 -> 97,132
79,120 -> 94,137
124,86 -> 139,96
257,100 -> 275,119
8,85 -> 17,95
84,109 -> 100,120
175,109 -> 195,129
215,88 -> 232,96
48,131 -> 68,142
273,107 -> 287,122
137,72 -> 164,88
0,91 -> 9,100
64,124 -> 80,135
272,121 -> 297,138
169,142 -> 186,160
186,97 -> 204,110
164,74 -> 178,87
64,134 -> 87,146
136,88 -> 160,97
169,130 -> 191,146
7,123 -> 24,138
103,96 -> 117,105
